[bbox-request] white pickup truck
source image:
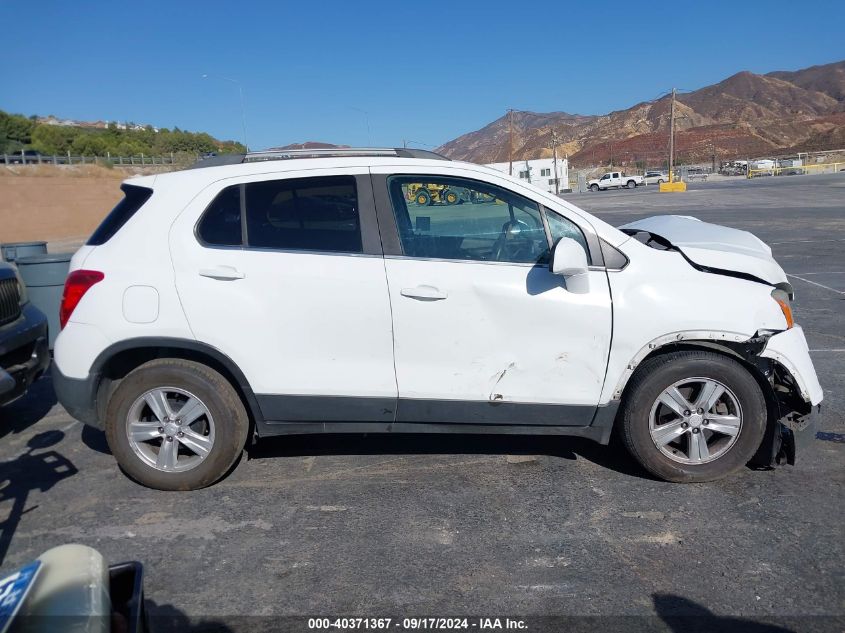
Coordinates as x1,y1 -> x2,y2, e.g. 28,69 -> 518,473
588,171 -> 643,191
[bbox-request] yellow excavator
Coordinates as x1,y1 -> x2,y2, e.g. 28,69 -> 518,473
406,182 -> 463,206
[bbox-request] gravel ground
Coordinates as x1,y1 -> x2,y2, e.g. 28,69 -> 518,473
1,173 -> 843,632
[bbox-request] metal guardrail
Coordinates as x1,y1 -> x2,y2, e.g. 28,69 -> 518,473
1,153 -> 181,166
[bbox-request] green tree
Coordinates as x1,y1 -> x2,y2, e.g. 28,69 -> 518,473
0,110 -> 35,153
31,124 -> 78,154
6,108 -> 245,157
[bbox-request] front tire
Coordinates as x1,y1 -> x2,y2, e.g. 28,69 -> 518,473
105,359 -> 250,490
415,189 -> 432,206
590,184 -> 599,192
618,351 -> 767,483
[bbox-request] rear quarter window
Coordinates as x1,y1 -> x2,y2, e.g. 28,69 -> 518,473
87,184 -> 153,246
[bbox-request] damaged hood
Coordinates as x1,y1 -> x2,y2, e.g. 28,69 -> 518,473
620,215 -> 789,287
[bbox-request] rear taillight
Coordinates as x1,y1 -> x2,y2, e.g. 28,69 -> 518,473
60,270 -> 104,329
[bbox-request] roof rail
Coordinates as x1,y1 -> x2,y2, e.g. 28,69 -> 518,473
244,147 -> 450,162
183,153 -> 246,169
184,147 -> 450,170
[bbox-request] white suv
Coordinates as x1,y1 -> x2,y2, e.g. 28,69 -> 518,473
52,148 -> 822,490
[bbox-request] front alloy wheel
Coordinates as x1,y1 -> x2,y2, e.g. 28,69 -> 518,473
648,378 -> 742,464
618,350 -> 767,482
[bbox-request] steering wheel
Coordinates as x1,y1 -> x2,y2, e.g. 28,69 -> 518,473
491,218 -> 536,261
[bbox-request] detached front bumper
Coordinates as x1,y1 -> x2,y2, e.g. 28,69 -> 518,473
760,325 -> 823,405
754,325 -> 823,466
0,303 -> 50,406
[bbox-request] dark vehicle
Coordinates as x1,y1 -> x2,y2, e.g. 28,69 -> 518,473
0,262 -> 50,405
4,149 -> 54,164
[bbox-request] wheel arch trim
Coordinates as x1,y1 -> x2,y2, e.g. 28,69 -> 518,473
90,336 -> 265,429
610,330 -> 762,401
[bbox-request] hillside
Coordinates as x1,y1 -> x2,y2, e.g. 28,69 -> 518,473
436,60 -> 845,166
0,109 -> 246,156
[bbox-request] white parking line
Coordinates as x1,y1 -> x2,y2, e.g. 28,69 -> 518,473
787,274 -> 845,295
771,239 -> 845,245
790,272 -> 845,276
810,349 -> 845,353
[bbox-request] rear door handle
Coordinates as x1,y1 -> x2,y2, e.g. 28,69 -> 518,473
400,285 -> 447,301
199,266 -> 245,280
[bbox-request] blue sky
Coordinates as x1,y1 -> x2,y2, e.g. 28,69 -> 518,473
1,1 -> 843,150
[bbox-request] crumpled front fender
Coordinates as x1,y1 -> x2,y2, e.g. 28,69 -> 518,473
760,325 -> 823,406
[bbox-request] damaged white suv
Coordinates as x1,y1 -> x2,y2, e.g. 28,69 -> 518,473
52,148 -> 822,490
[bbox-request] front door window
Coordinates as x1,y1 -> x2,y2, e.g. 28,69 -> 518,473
387,176 -> 549,264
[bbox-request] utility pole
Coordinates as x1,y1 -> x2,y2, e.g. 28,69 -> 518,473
551,128 -> 560,195
668,88 -> 676,183
508,109 -> 515,176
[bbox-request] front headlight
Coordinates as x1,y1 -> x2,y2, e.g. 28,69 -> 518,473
14,268 -> 29,306
771,288 -> 794,329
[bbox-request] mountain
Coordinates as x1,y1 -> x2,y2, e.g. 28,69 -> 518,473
271,141 -> 348,150
436,61 -> 845,166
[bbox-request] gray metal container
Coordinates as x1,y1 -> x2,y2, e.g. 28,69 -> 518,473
1,241 -> 48,263
16,253 -> 73,349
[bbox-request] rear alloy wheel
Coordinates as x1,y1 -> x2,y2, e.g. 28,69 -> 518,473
627,180 -> 637,189
126,387 -> 216,473
619,351 -> 766,482
105,359 -> 249,490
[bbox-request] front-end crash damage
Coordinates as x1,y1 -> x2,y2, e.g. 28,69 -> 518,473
756,326 -> 823,466
613,326 -> 821,468
693,327 -> 820,467
613,215 -> 822,466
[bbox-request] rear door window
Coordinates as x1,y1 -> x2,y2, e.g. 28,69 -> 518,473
197,185 -> 242,246
87,184 -> 153,245
244,176 -> 362,253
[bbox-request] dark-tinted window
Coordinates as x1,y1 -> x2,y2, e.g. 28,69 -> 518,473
87,184 -> 153,245
244,176 -> 361,253
197,185 -> 242,246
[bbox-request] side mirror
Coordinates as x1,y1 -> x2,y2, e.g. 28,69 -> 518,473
550,237 -> 590,293
549,237 -> 589,277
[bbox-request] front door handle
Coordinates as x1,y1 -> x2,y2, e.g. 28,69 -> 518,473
199,266 -> 245,281
400,285 -> 447,301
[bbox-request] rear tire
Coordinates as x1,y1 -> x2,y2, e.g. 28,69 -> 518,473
627,180 -> 636,189
105,359 -> 249,490
618,351 -> 767,483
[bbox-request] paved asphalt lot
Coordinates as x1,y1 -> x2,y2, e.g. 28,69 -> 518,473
1,173 -> 843,631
